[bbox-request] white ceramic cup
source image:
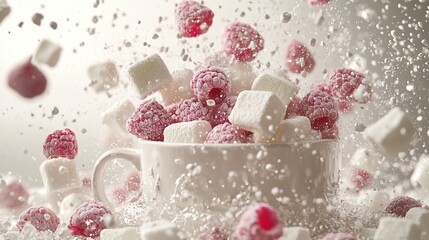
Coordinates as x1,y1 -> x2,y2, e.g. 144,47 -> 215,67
92,139 -> 340,210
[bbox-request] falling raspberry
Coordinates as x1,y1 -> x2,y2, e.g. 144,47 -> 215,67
191,66 -> 231,104
43,128 -> 78,159
175,97 -> 212,123
199,228 -> 229,240
234,203 -> 283,240
68,201 -> 113,238
223,22 -> 264,62
123,170 -> 140,192
110,187 -> 127,203
8,57 -> 47,98
205,123 -> 253,144
350,168 -> 372,190
322,233 -> 356,240
127,100 -> 173,141
298,90 -> 339,131
211,96 -> 237,126
385,196 -> 422,218
175,0 -> 214,37
0,181 -> 29,208
328,68 -> 365,101
17,206 -> 60,232
309,0 -> 331,6
284,40 -> 315,73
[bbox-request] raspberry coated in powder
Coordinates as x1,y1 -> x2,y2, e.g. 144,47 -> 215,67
328,68 -> 365,100
205,123 -> 252,144
43,128 -> 78,159
223,22 -> 264,62
0,181 -> 29,208
385,196 -> 422,218
68,201 -> 113,238
191,66 -> 231,104
175,0 -> 214,37
298,90 -> 339,131
175,97 -> 212,123
284,40 -> 315,73
17,206 -> 60,232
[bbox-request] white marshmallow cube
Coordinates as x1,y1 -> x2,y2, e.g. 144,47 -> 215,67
229,90 -> 286,139
0,0 -> 10,24
40,158 -> 82,192
140,221 -> 181,240
159,69 -> 194,105
279,227 -> 310,240
164,120 -> 212,144
406,207 -> 429,239
100,227 -> 140,240
364,107 -> 415,157
272,116 -> 311,143
34,40 -> 62,67
374,217 -> 421,240
59,192 -> 89,221
251,73 -> 298,106
101,99 -> 135,133
411,155 -> 429,190
88,61 -> 119,92
349,148 -> 379,173
128,54 -> 173,99
358,189 -> 390,212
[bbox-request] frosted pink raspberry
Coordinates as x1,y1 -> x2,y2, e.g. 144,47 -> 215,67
191,66 -> 231,104
223,22 -> 264,62
127,100 -> 173,141
284,40 -> 315,73
205,123 -> 253,144
175,0 -> 214,37
311,83 -> 332,94
322,233 -> 356,240
43,128 -> 78,159
124,170 -> 140,192
298,90 -> 339,131
234,203 -> 283,240
8,57 -> 47,98
199,228 -> 229,240
385,196 -> 422,218
328,69 -> 365,100
17,206 -> 60,232
285,96 -> 301,119
111,187 -> 127,203
309,0 -> 331,6
337,99 -> 353,112
69,201 -> 113,238
175,97 -> 212,123
321,124 -> 339,139
0,181 -> 29,208
166,102 -> 181,123
350,168 -> 372,190
211,96 -> 237,126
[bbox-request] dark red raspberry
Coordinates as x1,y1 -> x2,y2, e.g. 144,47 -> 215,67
385,196 -> 422,218
175,97 -> 212,123
211,96 -> 237,126
309,0 -> 331,6
8,57 -> 47,98
285,96 -> 301,119
43,128 -> 78,159
205,123 -> 253,144
284,40 -> 315,73
321,124 -> 339,139
322,233 -> 356,240
0,181 -> 29,208
127,100 -> 173,141
328,69 -> 365,101
234,203 -> 283,240
223,22 -> 264,62
17,206 -> 60,232
199,228 -> 229,240
350,168 -> 372,190
175,0 -> 214,37
68,201 -> 113,238
191,66 -> 231,104
298,90 -> 339,131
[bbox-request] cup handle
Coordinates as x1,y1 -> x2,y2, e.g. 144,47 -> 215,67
92,148 -> 141,207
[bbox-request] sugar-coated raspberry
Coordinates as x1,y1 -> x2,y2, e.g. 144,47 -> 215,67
328,69 -> 365,100
205,123 -> 253,144
385,196 -> 422,218
284,40 -> 315,73
175,0 -> 214,37
211,96 -> 237,126
223,22 -> 264,62
110,187 -> 127,203
166,102 -> 181,123
298,90 -> 339,131
285,96 -> 301,119
69,201 -> 113,238
309,0 -> 331,6
124,170 -> 140,192
191,66 -> 231,104
43,128 -> 78,159
322,233 -> 356,240
321,124 -> 339,139
127,100 -> 173,141
0,181 -> 29,208
8,57 -> 47,98
17,206 -> 60,232
235,203 -> 283,240
199,228 -> 229,240
350,168 -> 372,190
175,97 -> 213,123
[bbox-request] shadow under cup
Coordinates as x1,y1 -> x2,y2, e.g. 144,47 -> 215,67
93,139 -> 340,229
